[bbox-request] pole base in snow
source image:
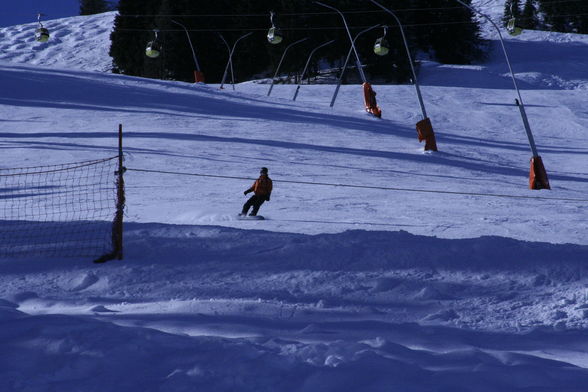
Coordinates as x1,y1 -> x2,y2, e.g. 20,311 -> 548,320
529,156 -> 550,190
363,83 -> 382,118
416,117 -> 438,151
194,71 -> 205,83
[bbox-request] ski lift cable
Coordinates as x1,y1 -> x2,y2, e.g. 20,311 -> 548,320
270,10 -> 277,27
125,168 -> 588,203
115,21 -> 479,34
116,9 -> 448,18
516,0 -> 586,5
115,11 -> 588,34
115,0 -> 586,18
492,12 -> 588,20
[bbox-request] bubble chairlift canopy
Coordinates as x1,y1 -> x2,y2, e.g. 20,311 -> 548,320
145,30 -> 162,58
373,26 -> 389,56
35,14 -> 49,42
35,27 -> 50,42
267,11 -> 283,44
506,18 -> 522,36
506,2 -> 522,36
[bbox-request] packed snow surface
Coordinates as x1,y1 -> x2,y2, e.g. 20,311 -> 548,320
1,2 -> 588,391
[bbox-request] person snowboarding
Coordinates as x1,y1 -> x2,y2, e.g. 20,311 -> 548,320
240,167 -> 272,217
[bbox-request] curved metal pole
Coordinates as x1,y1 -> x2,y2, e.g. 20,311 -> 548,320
315,2 -> 367,83
170,19 -> 201,72
330,24 -> 380,107
293,39 -> 335,101
267,37 -> 309,97
370,0 -> 428,119
453,0 -> 538,157
37,13 -> 45,28
220,32 -> 253,89
218,33 -> 235,90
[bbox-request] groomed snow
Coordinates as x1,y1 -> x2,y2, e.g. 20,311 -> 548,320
1,2 -> 588,391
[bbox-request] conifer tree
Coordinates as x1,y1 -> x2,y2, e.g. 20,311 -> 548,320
414,0 -> 484,65
538,0 -> 567,32
109,0 -> 485,83
155,0 -> 243,83
109,0 -> 162,76
520,0 -> 538,30
537,0 -> 588,33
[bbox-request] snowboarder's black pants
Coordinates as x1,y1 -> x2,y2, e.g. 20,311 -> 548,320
242,194 -> 266,216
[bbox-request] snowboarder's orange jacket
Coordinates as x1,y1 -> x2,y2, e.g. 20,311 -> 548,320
247,174 -> 272,196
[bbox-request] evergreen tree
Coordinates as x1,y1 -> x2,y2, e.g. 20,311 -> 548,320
520,0 -> 538,30
109,0 -> 485,83
537,0 -> 588,34
578,1 -> 588,34
155,0 -> 246,83
109,0 -> 162,76
538,0 -> 567,32
578,3 -> 588,34
362,0 -> 419,83
80,0 -> 110,15
413,0 -> 484,65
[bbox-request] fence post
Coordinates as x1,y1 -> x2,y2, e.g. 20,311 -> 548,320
114,124 -> 125,259
94,124 -> 125,263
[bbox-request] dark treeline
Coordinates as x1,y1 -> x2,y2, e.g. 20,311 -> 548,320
110,0 -> 485,84
503,0 -> 587,33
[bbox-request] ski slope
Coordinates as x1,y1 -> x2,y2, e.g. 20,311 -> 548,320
1,3 -> 588,391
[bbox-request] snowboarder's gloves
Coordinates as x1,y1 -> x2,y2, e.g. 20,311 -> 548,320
244,190 -> 250,195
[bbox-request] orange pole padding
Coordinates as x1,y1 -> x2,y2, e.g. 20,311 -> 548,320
362,82 -> 382,118
415,117 -> 438,151
194,71 -> 205,83
529,156 -> 550,190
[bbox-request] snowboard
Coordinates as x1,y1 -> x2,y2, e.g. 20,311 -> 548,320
237,215 -> 265,220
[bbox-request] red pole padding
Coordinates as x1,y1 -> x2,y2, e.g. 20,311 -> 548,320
194,71 -> 205,83
529,156 -> 550,190
362,83 -> 382,118
416,117 -> 438,151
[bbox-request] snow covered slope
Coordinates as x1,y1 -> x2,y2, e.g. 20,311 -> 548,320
1,4 -> 588,391
0,12 -> 115,72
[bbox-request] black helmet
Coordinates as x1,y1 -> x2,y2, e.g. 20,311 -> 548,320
260,167 -> 268,174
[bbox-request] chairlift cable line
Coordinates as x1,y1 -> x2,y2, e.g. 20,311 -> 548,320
116,22 -> 479,34
115,12 -> 588,34
119,9 -> 457,17
116,0 -> 587,18
126,168 -> 588,203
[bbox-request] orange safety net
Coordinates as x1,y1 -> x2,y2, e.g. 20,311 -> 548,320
529,156 -> 550,190
362,83 -> 382,118
416,117 -> 438,151
194,71 -> 205,83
